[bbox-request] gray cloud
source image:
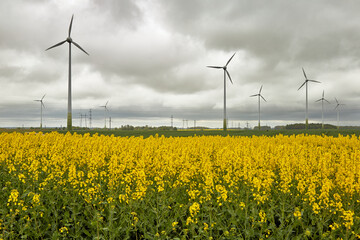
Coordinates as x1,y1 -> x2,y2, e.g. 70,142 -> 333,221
160,0 -> 360,81
0,0 -> 360,128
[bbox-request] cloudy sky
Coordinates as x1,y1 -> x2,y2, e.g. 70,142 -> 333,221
1,0 -> 360,128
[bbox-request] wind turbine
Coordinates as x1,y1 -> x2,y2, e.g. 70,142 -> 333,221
315,90 -> 330,129
34,94 -> 46,129
46,14 -> 89,131
250,85 -> 266,130
334,98 -> 345,129
100,101 -> 109,129
207,52 -> 236,131
298,68 -> 320,130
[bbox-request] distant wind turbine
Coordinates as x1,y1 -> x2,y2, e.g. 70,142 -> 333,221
334,98 -> 345,129
34,94 -> 46,129
207,52 -> 236,131
100,101 -> 109,129
46,14 -> 89,131
315,90 -> 330,129
250,85 -> 266,130
298,68 -> 320,130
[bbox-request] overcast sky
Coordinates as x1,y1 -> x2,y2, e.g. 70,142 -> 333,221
1,0 -> 360,128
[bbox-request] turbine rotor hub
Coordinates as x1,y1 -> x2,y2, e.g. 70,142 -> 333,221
66,37 -> 72,43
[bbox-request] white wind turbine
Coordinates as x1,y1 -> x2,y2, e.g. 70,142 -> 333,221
315,90 -> 330,129
100,101 -> 109,129
46,14 -> 89,131
298,68 -> 321,130
34,94 -> 46,129
334,98 -> 345,129
207,52 -> 236,131
250,85 -> 267,130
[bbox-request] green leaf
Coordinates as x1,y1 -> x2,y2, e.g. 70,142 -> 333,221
82,228 -> 92,236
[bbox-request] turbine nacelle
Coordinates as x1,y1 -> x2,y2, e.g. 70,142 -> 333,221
206,52 -> 236,84
100,101 -> 109,111
334,98 -> 345,110
46,15 -> 89,55
298,68 -> 320,90
315,90 -> 330,103
34,94 -> 46,108
250,85 -> 266,102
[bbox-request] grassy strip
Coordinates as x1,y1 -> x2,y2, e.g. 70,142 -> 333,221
2,128 -> 360,138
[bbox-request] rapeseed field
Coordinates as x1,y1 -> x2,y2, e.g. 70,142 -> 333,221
0,132 -> 359,239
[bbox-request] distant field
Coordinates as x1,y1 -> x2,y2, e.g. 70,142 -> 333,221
1,128 -> 360,138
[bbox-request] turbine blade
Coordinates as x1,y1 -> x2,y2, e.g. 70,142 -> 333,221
41,94 -> 46,100
298,81 -> 306,90
302,68 -> 307,79
261,95 -> 267,102
105,101 -> 109,106
315,99 -> 321,102
322,90 -> 324,98
335,98 -> 338,104
225,52 -> 236,67
46,40 -> 66,51
250,94 -> 258,97
259,85 -> 263,94
226,70 -> 233,84
42,102 -> 45,108
69,14 -> 74,37
72,41 -> 89,55
308,79 -> 320,83
207,66 -> 222,69
325,99 -> 330,104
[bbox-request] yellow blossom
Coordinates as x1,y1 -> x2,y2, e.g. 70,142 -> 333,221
294,207 -> 302,220
203,222 -> 209,231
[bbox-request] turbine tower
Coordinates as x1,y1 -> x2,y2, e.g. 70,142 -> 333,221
207,52 -> 236,131
334,98 -> 345,130
100,101 -> 109,129
298,68 -> 320,130
34,94 -> 46,129
315,90 -> 330,129
250,85 -> 266,130
46,14 -> 89,131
